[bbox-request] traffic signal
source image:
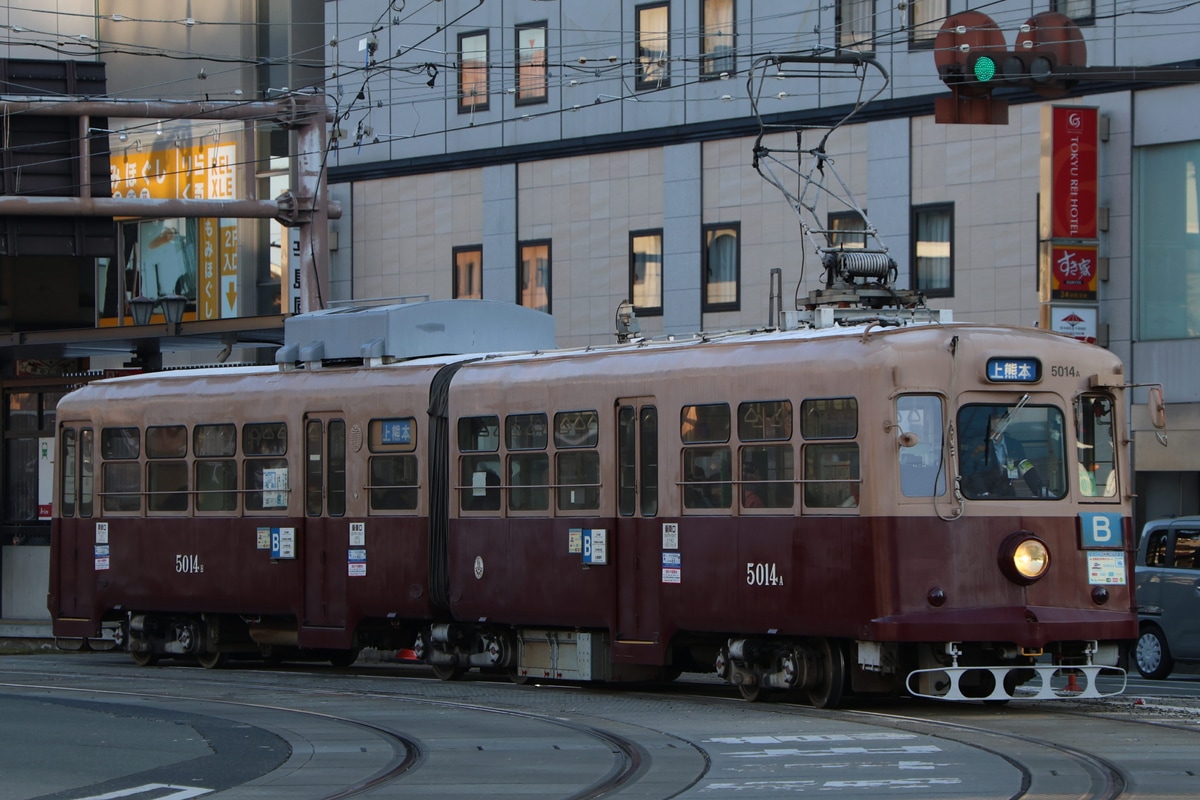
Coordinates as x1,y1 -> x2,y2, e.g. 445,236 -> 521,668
963,49 -> 1076,97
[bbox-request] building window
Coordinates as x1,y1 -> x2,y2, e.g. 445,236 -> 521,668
837,0 -> 875,53
1136,141 -> 1200,340
828,210 -> 868,249
908,0 -> 946,48
1052,0 -> 1095,25
912,204 -> 953,297
636,3 -> 670,90
519,240 -> 551,314
458,30 -> 489,114
630,229 -> 663,315
702,222 -> 740,311
515,23 -> 548,105
453,245 -> 482,299
700,0 -> 735,78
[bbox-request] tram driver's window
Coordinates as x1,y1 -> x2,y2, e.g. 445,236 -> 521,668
1076,394 -> 1117,498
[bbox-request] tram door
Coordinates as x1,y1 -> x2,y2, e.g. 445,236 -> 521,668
302,414 -> 348,631
615,399 -> 660,648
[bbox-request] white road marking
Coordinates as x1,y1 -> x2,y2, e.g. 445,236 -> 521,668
72,784 -> 212,800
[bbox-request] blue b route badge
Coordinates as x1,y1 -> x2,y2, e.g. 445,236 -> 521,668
1079,512 -> 1123,549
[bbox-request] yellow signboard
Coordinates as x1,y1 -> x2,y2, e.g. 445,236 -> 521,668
111,141 -> 238,200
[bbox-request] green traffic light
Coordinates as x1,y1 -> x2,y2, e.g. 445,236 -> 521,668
972,55 -> 997,82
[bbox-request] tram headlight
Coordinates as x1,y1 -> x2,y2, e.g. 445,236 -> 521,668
998,532 -> 1050,585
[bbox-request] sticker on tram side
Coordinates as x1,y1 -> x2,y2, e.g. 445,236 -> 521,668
1087,551 -> 1126,585
663,552 -> 681,584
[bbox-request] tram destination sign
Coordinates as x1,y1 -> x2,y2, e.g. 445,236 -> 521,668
986,357 -> 1041,383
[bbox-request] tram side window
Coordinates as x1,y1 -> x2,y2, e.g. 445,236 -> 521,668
368,418 -> 418,512
1076,394 -> 1117,498
195,423 -> 237,511
304,419 -> 346,517
80,428 -> 94,517
101,426 -> 141,512
801,398 -> 859,509
244,422 -> 289,512
60,428 -> 76,517
459,415 -> 501,511
682,403 -> 731,510
555,410 -> 600,511
146,425 -> 188,512
897,395 -> 946,497
507,413 -> 549,511
738,400 -> 794,509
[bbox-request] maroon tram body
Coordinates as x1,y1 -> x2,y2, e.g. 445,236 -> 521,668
49,300 -> 1138,702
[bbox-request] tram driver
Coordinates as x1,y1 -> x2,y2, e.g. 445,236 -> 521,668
961,411 -> 1046,499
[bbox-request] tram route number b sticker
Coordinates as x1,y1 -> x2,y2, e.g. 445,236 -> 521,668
1079,512 -> 1123,549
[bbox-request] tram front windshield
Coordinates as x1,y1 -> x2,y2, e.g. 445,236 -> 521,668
958,403 -> 1067,500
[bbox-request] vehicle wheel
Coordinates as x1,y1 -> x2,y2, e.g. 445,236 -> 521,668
737,679 -> 764,702
196,650 -> 228,670
1135,626 -> 1174,679
130,649 -> 159,667
805,638 -> 846,709
508,668 -> 531,686
328,649 -> 359,668
431,662 -> 465,681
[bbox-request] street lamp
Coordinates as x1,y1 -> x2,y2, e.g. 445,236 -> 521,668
129,293 -> 187,333
159,293 -> 187,328
129,295 -> 156,327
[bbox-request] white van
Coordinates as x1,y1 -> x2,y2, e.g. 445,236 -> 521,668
1134,517 -> 1200,678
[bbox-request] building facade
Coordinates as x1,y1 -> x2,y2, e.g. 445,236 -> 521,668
2,1 -> 1200,619
325,0 -> 1200,527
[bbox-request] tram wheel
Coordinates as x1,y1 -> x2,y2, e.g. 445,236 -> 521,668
431,662 -> 466,681
130,649 -> 159,667
805,638 -> 846,709
328,648 -> 360,668
196,650 -> 228,670
737,679 -> 764,702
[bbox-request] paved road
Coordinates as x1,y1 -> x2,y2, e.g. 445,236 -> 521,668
3,652 -> 1200,799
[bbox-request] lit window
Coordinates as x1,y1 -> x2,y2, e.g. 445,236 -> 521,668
636,3 -> 670,90
630,229 -> 663,315
453,245 -> 482,299
518,240 -> 551,313
837,0 -> 874,53
516,23 -> 548,105
700,0 -> 735,78
1052,0 -> 1094,25
908,0 -> 946,48
702,222 -> 740,311
912,203 -> 953,297
458,31 -> 489,113
828,210 -> 867,249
